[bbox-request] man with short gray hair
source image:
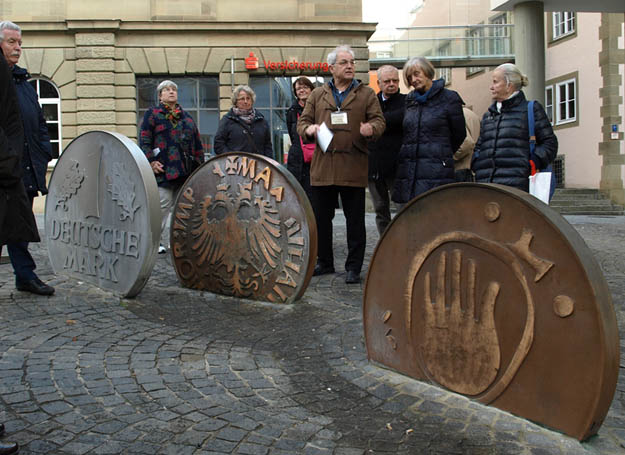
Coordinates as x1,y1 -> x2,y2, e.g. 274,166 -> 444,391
1,20 -> 55,296
298,45 -> 385,284
368,65 -> 405,236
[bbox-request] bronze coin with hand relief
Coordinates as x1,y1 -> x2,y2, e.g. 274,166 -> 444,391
363,183 -> 619,441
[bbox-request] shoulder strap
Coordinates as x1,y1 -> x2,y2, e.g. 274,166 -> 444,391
528,100 -> 536,155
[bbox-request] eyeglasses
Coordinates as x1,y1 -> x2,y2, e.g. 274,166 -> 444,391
336,59 -> 355,66
237,96 -> 252,102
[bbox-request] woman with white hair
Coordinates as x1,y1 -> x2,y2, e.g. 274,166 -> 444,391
213,85 -> 273,157
139,80 -> 204,253
471,63 -> 558,191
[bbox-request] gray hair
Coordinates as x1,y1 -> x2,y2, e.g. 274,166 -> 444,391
377,65 -> 399,80
0,21 -> 21,42
327,45 -> 355,65
231,85 -> 256,106
402,57 -> 435,87
495,63 -> 529,90
157,80 -> 177,96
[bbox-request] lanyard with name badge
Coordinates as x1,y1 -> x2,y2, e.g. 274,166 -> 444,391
331,107 -> 348,125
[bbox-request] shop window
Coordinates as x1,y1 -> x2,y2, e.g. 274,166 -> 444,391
136,77 -> 219,158
28,78 -> 61,158
553,12 -> 575,40
555,78 -> 576,125
249,76 -> 325,163
545,86 -> 554,124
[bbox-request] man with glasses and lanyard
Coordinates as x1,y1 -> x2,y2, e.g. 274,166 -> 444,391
298,45 -> 385,284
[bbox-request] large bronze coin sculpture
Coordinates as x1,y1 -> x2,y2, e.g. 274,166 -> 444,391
170,152 -> 317,304
45,131 -> 160,297
364,183 -> 619,441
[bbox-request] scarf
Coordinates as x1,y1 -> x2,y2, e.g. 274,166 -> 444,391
163,103 -> 182,128
233,107 -> 255,125
413,85 -> 433,103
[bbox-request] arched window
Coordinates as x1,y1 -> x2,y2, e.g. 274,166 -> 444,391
28,78 -> 62,158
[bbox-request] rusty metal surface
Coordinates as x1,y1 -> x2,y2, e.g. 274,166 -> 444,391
44,131 -> 161,298
170,152 -> 317,304
363,183 -> 620,441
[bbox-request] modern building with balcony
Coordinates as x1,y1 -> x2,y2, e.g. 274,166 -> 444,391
368,0 -> 624,207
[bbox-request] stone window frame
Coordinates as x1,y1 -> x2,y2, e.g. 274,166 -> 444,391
548,12 -> 577,46
545,71 -> 579,130
545,85 -> 554,124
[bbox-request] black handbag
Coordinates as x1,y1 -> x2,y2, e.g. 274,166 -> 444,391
182,151 -> 200,175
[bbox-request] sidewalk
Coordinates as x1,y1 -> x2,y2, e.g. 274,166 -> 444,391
0,212 -> 623,454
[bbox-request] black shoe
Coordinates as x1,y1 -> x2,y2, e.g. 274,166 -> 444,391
0,441 -> 18,455
345,270 -> 360,284
313,263 -> 335,276
16,277 -> 55,296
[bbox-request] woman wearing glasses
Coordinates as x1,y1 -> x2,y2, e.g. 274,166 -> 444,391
214,85 -> 273,158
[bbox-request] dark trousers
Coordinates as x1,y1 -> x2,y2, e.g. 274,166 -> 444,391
7,194 -> 37,282
368,176 -> 395,236
311,185 -> 365,273
297,162 -> 312,201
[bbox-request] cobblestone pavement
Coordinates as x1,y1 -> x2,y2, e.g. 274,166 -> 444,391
0,213 -> 623,454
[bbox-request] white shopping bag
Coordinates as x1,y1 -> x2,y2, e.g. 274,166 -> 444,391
529,172 -> 552,204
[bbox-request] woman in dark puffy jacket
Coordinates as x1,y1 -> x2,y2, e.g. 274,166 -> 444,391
286,77 -> 315,199
214,85 -> 273,158
471,63 -> 557,192
392,57 -> 466,204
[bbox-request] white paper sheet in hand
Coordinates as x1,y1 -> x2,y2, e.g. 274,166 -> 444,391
317,122 -> 333,153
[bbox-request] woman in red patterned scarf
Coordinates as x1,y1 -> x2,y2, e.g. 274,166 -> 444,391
139,80 -> 204,254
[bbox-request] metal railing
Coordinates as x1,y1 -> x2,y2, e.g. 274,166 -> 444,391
368,24 -> 515,69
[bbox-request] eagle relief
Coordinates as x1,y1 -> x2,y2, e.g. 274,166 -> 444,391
171,154 -> 313,304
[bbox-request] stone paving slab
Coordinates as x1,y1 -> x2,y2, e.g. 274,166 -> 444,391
0,213 -> 623,454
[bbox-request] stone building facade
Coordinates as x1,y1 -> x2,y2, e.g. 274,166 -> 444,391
2,0 -> 374,161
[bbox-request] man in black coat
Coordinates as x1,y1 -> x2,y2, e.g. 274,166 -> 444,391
367,65 -> 405,235
1,20 -> 54,295
0,50 -> 32,455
